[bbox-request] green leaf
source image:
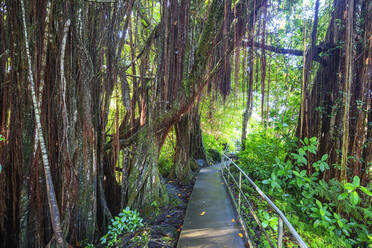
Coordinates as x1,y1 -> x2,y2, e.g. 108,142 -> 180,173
293,171 -> 300,177
308,146 -> 317,154
319,208 -> 325,216
298,148 -> 306,156
360,186 -> 372,197
316,200 -> 322,208
299,156 -> 307,165
344,183 -> 355,191
310,137 -> 317,145
350,191 -> 359,205
337,192 -> 348,200
352,176 -> 360,187
321,154 -> 328,161
313,219 -> 320,227
362,208 -> 372,218
262,221 -> 268,228
337,220 -> 343,228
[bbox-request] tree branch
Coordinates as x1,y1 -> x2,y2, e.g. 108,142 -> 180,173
242,40 -> 326,64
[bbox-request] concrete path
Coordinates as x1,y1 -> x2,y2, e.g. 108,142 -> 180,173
177,165 -> 246,248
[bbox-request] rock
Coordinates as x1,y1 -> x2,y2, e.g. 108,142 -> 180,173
196,159 -> 208,167
151,224 -> 177,239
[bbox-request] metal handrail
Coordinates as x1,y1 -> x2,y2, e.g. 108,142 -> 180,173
221,153 -> 308,248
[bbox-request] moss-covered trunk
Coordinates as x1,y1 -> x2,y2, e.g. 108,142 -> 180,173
172,115 -> 193,185
124,129 -> 168,215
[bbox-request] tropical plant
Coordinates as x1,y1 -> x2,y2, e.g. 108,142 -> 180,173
100,207 -> 144,247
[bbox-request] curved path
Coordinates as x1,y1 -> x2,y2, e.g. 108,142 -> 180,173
177,165 -> 246,248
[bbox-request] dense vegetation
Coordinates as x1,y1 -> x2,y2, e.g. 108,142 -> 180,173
0,0 -> 370,247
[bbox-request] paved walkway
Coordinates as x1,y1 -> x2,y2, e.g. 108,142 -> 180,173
177,165 -> 246,248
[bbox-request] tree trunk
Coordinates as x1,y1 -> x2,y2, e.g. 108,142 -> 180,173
296,0 -> 371,183
241,22 -> 255,150
172,115 -> 193,185
125,129 -> 168,215
20,0 -> 65,245
190,112 -> 208,163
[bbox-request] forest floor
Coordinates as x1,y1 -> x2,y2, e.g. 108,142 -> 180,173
145,176 -> 196,248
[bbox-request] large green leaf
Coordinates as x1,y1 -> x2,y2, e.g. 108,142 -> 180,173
337,192 -> 348,200
349,191 -> 359,205
344,183 -> 355,191
360,186 -> 372,197
352,176 -> 360,187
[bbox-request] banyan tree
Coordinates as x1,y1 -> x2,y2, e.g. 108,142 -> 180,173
0,0 -> 370,247
0,0 -> 263,246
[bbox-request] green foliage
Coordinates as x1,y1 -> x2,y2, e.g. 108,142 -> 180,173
236,124 -> 371,247
203,132 -> 225,154
238,125 -> 287,180
158,129 -> 175,177
200,94 -> 242,154
249,138 -> 372,247
100,207 -> 144,247
151,200 -> 160,216
259,210 -> 278,231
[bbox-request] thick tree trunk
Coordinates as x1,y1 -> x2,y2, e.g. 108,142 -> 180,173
297,0 -> 371,182
190,113 -> 208,163
125,129 -> 168,214
0,0 -> 266,246
172,115 -> 193,185
20,0 -> 64,245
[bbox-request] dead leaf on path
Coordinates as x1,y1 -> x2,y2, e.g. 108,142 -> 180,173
200,211 -> 205,216
238,233 -> 243,238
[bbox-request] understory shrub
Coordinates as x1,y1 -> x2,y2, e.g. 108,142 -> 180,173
100,207 -> 145,247
238,128 -> 287,180
238,134 -> 371,247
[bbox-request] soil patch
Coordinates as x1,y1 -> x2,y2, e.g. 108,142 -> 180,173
145,178 -> 196,248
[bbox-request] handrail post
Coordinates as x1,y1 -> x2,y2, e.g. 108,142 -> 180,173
227,157 -> 230,184
238,171 -> 242,214
278,217 -> 283,248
